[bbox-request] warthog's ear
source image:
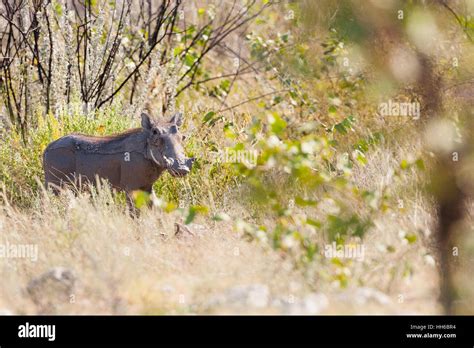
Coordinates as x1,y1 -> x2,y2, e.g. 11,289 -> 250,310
169,112 -> 183,127
141,113 -> 153,130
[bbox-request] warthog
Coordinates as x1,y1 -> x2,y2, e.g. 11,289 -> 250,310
43,112 -> 194,211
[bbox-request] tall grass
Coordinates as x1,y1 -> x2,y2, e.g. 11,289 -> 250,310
0,0 -> 473,314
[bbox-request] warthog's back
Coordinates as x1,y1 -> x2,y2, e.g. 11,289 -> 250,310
45,129 -> 146,154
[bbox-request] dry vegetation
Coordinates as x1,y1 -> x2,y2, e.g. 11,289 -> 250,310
0,185 -> 443,314
0,0 -> 473,314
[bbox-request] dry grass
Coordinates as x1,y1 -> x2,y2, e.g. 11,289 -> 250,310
0,188 -> 309,314
0,0 -> 473,316
1,148 -> 471,315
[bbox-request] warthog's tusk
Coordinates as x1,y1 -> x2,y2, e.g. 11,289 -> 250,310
149,148 -> 162,166
163,155 -> 174,167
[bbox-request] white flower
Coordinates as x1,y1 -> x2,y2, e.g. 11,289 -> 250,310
267,135 -> 281,148
424,254 -> 436,267
126,61 -> 136,70
330,97 -> 342,106
256,230 -> 268,243
282,235 -> 296,249
288,145 -> 299,155
266,156 -> 276,168
301,140 -> 317,155
398,230 -> 406,239
121,37 -> 130,46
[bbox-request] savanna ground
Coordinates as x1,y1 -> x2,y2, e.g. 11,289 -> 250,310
0,0 -> 473,314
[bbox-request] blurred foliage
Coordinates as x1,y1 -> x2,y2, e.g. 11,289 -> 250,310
1,0 -> 473,296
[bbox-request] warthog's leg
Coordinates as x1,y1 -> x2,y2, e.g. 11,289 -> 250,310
44,180 -> 61,195
144,186 -> 156,209
125,191 -> 139,218
125,187 -> 157,217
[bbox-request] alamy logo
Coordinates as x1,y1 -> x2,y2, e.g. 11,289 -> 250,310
0,242 -> 38,262
222,148 -> 258,166
378,99 -> 420,120
324,242 -> 365,261
18,322 -> 56,341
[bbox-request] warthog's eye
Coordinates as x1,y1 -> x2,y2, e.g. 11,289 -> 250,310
152,128 -> 163,136
170,125 -> 178,134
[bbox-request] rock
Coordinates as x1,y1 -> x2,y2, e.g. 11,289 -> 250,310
174,223 -> 208,238
160,284 -> 175,293
207,284 -> 270,309
174,223 -> 196,238
303,293 -> 330,313
0,308 -> 14,315
26,267 -> 76,314
275,293 -> 329,314
336,287 -> 391,306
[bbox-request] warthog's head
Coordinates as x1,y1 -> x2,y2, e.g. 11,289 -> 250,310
142,112 -> 195,177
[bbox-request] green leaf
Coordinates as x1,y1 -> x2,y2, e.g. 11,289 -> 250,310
219,79 -> 231,92
185,209 -> 196,225
334,123 -> 347,134
354,150 -> 367,165
295,196 -> 318,207
133,191 -> 150,209
53,2 -> 63,16
185,205 -> 209,224
273,95 -> 282,104
203,111 -> 216,124
400,159 -> 409,170
306,218 -> 322,228
268,113 -> 287,135
405,233 -> 417,244
415,158 -> 425,170
333,116 -> 355,135
184,53 -> 196,67
164,202 -> 177,213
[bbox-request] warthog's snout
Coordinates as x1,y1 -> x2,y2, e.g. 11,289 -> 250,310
187,157 -> 196,167
169,157 -> 195,177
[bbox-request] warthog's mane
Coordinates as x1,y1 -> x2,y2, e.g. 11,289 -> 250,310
77,127 -> 143,142
83,119 -> 173,142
